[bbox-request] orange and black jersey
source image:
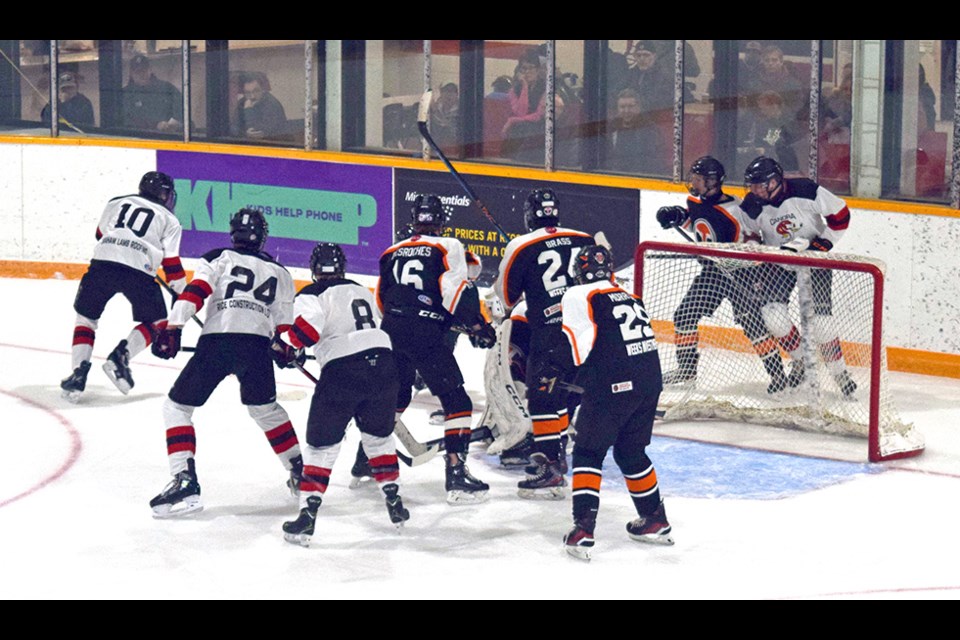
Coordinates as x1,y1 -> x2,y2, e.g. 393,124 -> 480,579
680,193 -> 754,243
560,280 -> 660,388
494,226 -> 594,330
376,233 -> 480,326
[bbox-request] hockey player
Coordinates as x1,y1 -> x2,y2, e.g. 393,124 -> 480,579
558,245 -> 674,561
60,171 -> 186,402
148,208 -> 304,518
741,156 -> 857,396
655,155 -> 790,393
494,187 -> 594,499
376,194 -> 497,505
427,250 -> 484,426
279,243 -> 408,546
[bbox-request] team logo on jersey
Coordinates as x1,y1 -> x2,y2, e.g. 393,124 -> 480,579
775,219 -> 800,238
694,220 -> 718,242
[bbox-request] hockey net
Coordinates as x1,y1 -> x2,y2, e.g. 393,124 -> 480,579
634,240 -> 924,462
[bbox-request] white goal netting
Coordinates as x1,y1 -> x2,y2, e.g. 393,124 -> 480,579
634,241 -> 924,462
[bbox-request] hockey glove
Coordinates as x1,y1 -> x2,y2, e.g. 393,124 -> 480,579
152,327 -> 182,360
535,362 -> 564,394
468,321 -> 497,349
656,206 -> 687,230
780,237 -> 810,252
808,236 -> 833,252
270,336 -> 306,369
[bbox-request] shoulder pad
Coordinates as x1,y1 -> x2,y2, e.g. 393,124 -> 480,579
785,178 -> 819,200
741,194 -> 763,219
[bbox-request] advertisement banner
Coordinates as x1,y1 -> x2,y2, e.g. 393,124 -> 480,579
394,169 -> 640,286
158,151 -> 393,276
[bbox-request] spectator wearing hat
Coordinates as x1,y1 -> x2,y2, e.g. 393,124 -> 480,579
122,54 -> 183,133
605,40 -> 673,175
41,71 -> 95,131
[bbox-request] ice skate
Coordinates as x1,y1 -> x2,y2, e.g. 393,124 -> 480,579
662,367 -> 696,385
429,409 -> 445,426
835,370 -> 857,397
102,340 -> 134,394
767,372 -> 789,394
349,444 -> 372,489
626,501 -> 674,545
149,459 -> 202,518
563,515 -> 596,562
499,434 -> 533,467
60,360 -> 91,403
282,496 -> 322,547
445,454 -> 489,505
382,483 -> 410,529
763,354 -> 789,394
518,453 -> 565,500
287,454 -> 303,498
785,360 -> 806,388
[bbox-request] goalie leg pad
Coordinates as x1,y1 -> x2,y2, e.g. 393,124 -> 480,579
482,320 -> 533,455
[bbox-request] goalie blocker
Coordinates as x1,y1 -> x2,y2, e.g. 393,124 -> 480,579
634,240 -> 924,462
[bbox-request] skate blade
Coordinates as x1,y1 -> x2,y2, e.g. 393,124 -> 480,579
628,531 -> 675,546
102,362 -> 132,395
446,490 -> 488,505
428,413 -> 445,426
283,532 -> 312,547
61,389 -> 82,403
151,499 -> 203,519
286,482 -> 300,499
517,486 -> 565,501
564,545 -> 592,562
349,476 -> 372,489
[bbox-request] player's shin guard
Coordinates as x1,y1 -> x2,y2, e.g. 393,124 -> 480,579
248,402 -> 302,470
161,398 -> 197,475
300,443 -> 338,505
570,447 -> 604,522
70,314 -> 97,369
614,448 -> 664,520
438,386 -> 472,455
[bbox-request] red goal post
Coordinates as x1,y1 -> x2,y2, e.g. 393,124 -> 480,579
634,240 -> 924,462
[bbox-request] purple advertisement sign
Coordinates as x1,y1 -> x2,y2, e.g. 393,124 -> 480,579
158,151 -> 393,276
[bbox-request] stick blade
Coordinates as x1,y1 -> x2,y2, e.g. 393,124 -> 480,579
418,90 -> 432,124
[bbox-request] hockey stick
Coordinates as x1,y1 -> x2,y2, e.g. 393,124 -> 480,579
155,277 -> 205,331
417,90 -> 510,241
395,426 -> 494,467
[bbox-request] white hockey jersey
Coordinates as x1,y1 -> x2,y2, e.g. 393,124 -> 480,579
92,194 -> 182,276
289,278 -> 392,370
170,247 -> 295,337
743,178 -> 851,250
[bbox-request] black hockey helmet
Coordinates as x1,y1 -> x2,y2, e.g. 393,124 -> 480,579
229,208 -> 269,251
139,171 -> 177,210
310,242 -> 346,280
688,155 -> 725,198
574,244 -> 614,285
523,187 -> 560,232
744,156 -> 784,202
410,194 -> 449,233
